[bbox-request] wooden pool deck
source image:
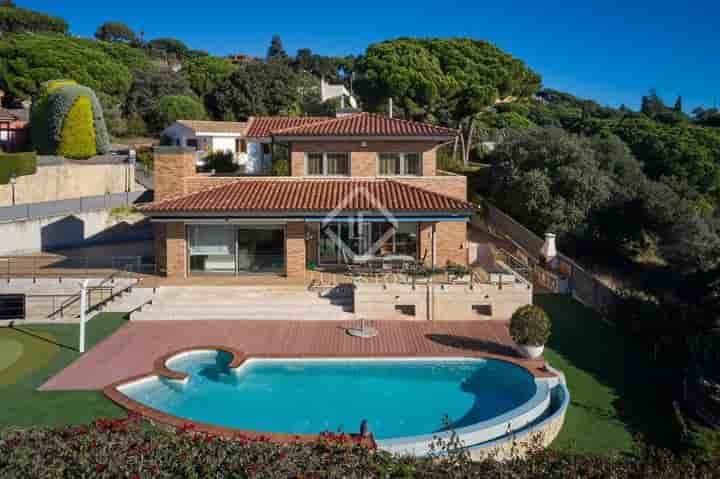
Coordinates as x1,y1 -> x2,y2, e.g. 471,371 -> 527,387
40,319 -> 551,391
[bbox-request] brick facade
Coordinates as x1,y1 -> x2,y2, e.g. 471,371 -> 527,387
154,147 -> 197,201
305,222 -> 320,265
289,141 -> 439,177
286,222 -> 306,280
153,223 -> 168,274
165,222 -> 187,278
435,221 -> 468,266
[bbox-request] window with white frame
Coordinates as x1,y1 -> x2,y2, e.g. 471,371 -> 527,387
378,153 -> 421,176
305,152 -> 350,176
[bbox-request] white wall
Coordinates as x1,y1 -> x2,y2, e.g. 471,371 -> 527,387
0,209 -> 150,255
210,137 -> 236,153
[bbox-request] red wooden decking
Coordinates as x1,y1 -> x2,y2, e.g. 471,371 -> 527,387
41,319 -> 549,391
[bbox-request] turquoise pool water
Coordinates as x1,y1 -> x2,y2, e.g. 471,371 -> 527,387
120,352 -> 538,440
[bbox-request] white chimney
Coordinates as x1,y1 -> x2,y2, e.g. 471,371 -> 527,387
388,98 -> 393,118
540,233 -> 558,267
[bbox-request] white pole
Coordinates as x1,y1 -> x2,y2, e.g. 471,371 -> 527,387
79,279 -> 89,353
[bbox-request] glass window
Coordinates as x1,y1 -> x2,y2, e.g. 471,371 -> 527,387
378,153 -> 401,175
404,153 -> 421,176
307,153 -> 323,175
306,153 -> 350,176
378,153 -> 422,176
188,225 -> 236,274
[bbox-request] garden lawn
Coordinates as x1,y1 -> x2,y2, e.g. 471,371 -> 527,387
538,294 -> 680,454
0,314 -> 128,429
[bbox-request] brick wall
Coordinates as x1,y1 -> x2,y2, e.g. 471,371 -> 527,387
394,175 -> 466,202
165,222 -> 187,278
289,140 -> 440,177
286,222 -> 306,279
154,147 -> 197,201
418,223 -> 433,267
153,223 -> 167,274
305,222 -> 320,265
435,221 -> 468,266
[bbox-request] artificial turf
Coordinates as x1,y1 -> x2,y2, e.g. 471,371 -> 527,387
0,314 -> 129,429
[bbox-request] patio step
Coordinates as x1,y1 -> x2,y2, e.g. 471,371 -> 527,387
129,286 -> 355,321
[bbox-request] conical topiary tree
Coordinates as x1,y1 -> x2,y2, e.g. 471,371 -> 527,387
58,96 -> 96,159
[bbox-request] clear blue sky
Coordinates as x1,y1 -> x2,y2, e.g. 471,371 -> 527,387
21,0 -> 719,111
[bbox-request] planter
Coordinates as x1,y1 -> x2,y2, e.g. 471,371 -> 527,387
517,344 -> 544,359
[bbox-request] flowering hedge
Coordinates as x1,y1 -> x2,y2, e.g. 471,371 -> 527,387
0,415 -> 717,478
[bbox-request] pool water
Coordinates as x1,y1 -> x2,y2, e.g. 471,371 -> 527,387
121,352 -> 538,440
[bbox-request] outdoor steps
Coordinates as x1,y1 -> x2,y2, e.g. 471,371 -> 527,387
129,286 -> 356,321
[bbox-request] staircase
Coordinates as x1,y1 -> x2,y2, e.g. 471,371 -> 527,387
129,285 -> 355,321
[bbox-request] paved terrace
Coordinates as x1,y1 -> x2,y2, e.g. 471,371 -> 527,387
41,320 -> 550,391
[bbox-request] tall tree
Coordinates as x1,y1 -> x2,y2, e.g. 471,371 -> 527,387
266,35 -> 288,62
95,21 -> 137,44
294,48 -> 313,71
674,95 -> 683,112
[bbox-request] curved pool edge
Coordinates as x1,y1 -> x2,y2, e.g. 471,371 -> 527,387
103,348 -> 561,455
464,371 -> 570,461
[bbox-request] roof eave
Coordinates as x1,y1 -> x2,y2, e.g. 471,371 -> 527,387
272,135 -> 456,142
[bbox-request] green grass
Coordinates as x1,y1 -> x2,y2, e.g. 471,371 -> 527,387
538,294 -> 680,454
0,314 -> 129,429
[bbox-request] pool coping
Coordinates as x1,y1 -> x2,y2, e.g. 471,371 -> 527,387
103,345 -> 556,447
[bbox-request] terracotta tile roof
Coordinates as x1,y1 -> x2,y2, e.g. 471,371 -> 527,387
273,113 -> 458,138
0,108 -> 23,121
139,179 -> 474,214
176,120 -> 249,135
245,116 -> 333,138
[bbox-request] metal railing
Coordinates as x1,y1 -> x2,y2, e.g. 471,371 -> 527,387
0,191 -> 149,223
0,255 -> 156,282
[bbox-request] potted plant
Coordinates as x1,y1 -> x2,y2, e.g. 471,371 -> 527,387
509,304 -> 551,359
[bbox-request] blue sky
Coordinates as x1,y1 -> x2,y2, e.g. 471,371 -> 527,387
22,0 -> 719,111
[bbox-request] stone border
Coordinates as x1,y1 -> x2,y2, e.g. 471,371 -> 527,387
104,346 -> 557,449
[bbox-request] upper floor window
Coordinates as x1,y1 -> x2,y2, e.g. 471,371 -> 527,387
306,152 -> 350,176
378,153 -> 421,176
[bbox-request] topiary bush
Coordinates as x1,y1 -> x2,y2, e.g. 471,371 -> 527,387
58,96 -> 96,159
509,304 -> 551,346
30,80 -> 110,157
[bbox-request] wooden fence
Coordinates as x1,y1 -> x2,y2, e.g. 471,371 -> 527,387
482,201 -> 618,314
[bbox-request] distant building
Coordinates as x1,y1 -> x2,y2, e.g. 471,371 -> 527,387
227,53 -> 258,65
0,90 -> 30,152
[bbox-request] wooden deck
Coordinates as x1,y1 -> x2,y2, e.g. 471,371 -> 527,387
40,319 -> 549,391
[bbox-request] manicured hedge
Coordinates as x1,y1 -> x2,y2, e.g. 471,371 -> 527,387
58,96 -> 96,159
0,416 -> 717,478
0,152 -> 37,185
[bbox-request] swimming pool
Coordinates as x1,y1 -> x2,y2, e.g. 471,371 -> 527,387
116,350 -> 558,455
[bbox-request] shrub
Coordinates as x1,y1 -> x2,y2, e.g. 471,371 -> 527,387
0,417 -> 718,478
204,150 -> 236,173
0,151 -> 36,184
31,81 -> 110,155
509,304 -> 551,346
58,96 -> 96,159
155,95 -> 206,130
272,158 -> 289,176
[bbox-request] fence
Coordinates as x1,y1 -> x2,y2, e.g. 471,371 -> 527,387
0,255 -> 157,281
0,190 -> 150,223
482,200 -> 618,314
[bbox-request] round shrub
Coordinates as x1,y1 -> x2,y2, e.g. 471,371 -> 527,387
58,96 -> 96,159
155,95 -> 207,130
509,304 -> 551,346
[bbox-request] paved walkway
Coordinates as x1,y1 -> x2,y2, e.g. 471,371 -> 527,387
41,320 -> 547,391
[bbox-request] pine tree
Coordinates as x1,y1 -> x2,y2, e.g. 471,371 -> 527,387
266,35 -> 287,62
674,95 -> 683,112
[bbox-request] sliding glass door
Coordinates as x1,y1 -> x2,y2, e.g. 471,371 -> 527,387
187,224 -> 285,275
318,221 -> 418,265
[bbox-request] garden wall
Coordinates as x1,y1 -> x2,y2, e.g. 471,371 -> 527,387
0,161 -> 135,207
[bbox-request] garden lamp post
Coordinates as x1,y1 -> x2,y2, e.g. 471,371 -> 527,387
79,279 -> 89,353
9,172 -> 17,206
